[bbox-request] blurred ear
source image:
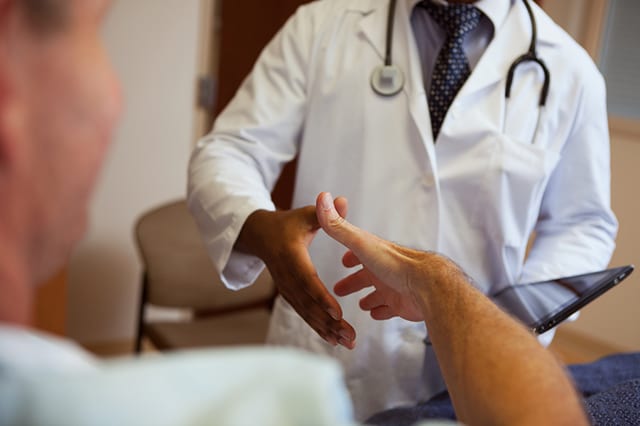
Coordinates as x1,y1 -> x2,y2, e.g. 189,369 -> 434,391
0,0 -> 14,51
0,0 -> 11,22
0,92 -> 25,170
0,56 -> 10,168
0,0 -> 22,168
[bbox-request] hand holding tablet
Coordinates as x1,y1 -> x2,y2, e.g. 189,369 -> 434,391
491,266 -> 634,334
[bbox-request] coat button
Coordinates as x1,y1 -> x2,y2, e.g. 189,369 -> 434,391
449,106 -> 458,121
422,175 -> 435,187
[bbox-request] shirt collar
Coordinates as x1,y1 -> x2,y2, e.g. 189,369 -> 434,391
407,0 -> 513,32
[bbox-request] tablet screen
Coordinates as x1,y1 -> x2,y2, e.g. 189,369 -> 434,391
490,265 -> 634,334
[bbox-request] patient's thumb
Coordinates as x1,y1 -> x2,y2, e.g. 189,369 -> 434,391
317,192 -> 391,276
316,192 -> 359,248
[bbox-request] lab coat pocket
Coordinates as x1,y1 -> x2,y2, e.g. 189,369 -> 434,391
472,135 -> 560,248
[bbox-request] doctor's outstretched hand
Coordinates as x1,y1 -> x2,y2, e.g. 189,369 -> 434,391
236,201 -> 356,349
315,191 -> 588,426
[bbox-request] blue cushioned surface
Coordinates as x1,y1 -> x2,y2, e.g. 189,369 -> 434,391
584,379 -> 640,425
366,352 -> 640,426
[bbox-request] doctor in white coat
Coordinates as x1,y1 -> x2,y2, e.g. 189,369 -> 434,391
188,0 -> 617,420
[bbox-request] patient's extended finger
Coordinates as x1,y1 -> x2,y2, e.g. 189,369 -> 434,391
342,250 -> 362,268
360,290 -> 387,311
334,268 -> 372,296
370,305 -> 396,320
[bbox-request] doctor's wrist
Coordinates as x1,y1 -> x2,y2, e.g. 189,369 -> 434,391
236,209 -> 278,260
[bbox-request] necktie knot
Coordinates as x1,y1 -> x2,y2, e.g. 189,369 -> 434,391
422,1 -> 482,42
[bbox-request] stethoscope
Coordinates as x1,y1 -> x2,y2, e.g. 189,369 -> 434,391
371,0 -> 550,139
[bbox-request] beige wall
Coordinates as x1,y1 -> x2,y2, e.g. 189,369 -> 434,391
544,0 -> 640,351
68,0 -> 209,344
563,134 -> 640,351
67,0 -> 638,351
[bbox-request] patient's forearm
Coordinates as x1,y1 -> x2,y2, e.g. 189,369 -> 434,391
411,257 -> 588,426
314,192 -> 587,425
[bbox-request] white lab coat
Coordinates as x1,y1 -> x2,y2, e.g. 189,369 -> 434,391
188,0 -> 617,420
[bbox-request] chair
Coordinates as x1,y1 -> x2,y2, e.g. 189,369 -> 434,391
134,200 -> 276,353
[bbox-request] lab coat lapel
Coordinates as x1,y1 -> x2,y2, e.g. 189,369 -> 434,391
456,1 -> 560,103
396,1 -> 438,158
456,1 -> 531,103
358,0 -> 438,170
356,3 -> 388,66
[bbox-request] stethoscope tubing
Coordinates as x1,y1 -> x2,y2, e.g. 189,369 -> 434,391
505,0 -> 550,107
374,0 -> 551,108
384,0 -> 398,66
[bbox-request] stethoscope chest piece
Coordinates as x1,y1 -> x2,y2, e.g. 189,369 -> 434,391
371,64 -> 405,97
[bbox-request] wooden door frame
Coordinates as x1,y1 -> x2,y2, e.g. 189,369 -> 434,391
213,0 -> 312,209
34,270 -> 67,336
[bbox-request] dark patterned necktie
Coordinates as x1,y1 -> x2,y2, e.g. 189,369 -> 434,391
422,1 -> 482,140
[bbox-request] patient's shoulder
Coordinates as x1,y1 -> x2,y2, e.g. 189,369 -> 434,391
0,324 -> 98,373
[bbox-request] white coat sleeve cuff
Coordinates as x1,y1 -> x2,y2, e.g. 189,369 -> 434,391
189,195 -> 275,291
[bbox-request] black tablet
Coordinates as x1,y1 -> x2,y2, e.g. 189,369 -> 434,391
490,265 -> 634,334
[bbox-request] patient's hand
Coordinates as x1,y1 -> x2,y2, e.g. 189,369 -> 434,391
316,192 -> 424,322
317,191 -> 590,426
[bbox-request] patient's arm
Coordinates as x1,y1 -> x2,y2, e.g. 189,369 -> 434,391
316,192 -> 588,426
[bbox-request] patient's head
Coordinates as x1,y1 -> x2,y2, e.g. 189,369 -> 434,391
0,0 -> 121,323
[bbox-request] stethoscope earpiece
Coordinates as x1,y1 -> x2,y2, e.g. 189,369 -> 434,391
371,64 -> 405,97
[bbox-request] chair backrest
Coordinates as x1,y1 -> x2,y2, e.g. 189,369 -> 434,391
134,200 -> 275,312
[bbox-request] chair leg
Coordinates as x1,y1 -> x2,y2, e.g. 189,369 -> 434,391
134,272 -> 148,355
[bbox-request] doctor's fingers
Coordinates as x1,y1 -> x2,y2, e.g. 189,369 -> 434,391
287,281 -> 356,348
287,245 -> 345,320
276,273 -> 355,348
301,303 -> 356,348
270,246 -> 356,345
298,275 -> 357,346
293,267 -> 357,347
290,205 -> 322,239
278,273 -> 344,320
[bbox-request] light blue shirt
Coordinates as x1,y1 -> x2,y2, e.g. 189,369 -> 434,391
411,0 -> 512,91
0,326 -> 354,426
0,326 -> 458,426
